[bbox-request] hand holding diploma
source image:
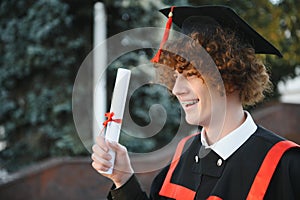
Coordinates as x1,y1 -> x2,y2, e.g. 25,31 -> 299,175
92,134 -> 134,188
91,68 -> 134,187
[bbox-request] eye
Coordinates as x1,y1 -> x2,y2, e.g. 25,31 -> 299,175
186,71 -> 196,76
185,72 -> 196,79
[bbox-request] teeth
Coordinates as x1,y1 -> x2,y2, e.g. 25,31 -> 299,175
181,99 -> 199,106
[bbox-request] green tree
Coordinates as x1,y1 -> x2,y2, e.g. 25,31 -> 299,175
0,0 -> 91,172
268,0 -> 300,94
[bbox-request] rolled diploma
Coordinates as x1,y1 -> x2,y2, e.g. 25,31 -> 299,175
102,68 -> 131,174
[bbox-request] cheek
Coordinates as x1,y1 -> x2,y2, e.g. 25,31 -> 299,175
193,86 -> 209,100
189,78 -> 207,94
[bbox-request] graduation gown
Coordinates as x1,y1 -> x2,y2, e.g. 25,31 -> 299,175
108,126 -> 300,200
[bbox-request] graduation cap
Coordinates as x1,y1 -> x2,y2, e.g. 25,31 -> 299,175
151,5 -> 282,63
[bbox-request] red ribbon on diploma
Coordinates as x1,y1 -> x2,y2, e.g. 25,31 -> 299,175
100,112 -> 122,135
102,112 -> 122,128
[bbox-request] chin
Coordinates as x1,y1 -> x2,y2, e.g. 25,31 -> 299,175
185,116 -> 201,126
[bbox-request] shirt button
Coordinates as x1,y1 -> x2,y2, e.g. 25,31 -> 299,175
195,155 -> 199,163
217,158 -> 223,166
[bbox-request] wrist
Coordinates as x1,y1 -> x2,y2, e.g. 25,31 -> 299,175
114,172 -> 134,188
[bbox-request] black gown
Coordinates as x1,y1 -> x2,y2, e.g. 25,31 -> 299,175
108,126 -> 300,200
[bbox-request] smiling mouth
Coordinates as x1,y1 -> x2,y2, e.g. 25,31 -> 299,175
181,99 -> 199,107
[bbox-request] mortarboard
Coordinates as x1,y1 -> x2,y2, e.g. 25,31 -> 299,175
151,5 -> 282,63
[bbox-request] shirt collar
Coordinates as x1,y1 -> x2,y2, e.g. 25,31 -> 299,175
201,111 -> 257,160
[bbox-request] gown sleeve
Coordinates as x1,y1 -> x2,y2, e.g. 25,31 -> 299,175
107,175 -> 150,200
107,165 -> 170,200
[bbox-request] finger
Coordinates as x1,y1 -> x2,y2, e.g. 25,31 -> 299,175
92,144 -> 112,160
95,135 -> 109,152
91,161 -> 111,172
91,153 -> 112,168
99,129 -> 105,137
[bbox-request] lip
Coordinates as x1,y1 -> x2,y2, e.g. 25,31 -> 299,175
180,99 -> 199,109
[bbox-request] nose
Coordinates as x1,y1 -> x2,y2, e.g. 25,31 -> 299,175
172,74 -> 188,96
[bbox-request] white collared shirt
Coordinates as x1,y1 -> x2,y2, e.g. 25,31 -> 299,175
200,111 -> 257,160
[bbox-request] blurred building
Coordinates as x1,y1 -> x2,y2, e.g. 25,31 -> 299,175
278,74 -> 300,104
252,74 -> 300,144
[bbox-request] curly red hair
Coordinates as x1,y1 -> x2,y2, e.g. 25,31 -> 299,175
155,27 -> 272,106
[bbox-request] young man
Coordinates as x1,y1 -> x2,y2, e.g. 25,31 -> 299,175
91,5 -> 300,199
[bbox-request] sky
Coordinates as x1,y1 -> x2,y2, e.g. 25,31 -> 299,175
269,0 -> 281,4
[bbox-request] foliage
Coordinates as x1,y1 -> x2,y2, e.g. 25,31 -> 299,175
0,0 -> 91,172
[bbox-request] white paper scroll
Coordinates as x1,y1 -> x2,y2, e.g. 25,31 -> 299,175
101,68 -> 131,174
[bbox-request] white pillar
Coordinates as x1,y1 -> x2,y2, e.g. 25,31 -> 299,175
93,2 -> 107,141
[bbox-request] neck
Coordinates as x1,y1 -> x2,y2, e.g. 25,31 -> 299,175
204,93 -> 245,145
